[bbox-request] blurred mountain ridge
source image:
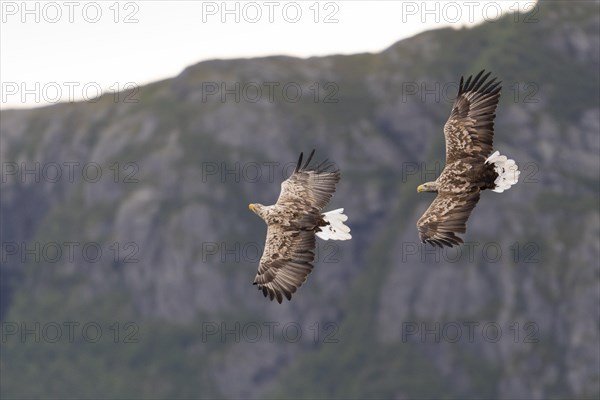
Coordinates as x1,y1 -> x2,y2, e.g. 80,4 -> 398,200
1,0 -> 599,398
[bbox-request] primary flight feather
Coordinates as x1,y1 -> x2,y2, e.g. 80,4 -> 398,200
417,70 -> 520,247
249,149 -> 351,303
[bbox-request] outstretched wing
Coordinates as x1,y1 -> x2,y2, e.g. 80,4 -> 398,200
276,149 -> 340,212
254,150 -> 340,303
417,190 -> 481,247
444,70 -> 502,164
254,222 -> 316,303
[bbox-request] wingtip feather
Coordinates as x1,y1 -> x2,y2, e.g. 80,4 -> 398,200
295,152 -> 303,173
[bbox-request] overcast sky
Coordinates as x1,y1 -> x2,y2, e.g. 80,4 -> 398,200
1,0 -> 537,109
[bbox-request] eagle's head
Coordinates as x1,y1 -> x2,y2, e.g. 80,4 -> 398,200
417,182 -> 439,193
248,203 -> 267,218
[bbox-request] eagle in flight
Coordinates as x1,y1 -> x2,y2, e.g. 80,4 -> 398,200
249,150 -> 351,303
417,70 -> 520,247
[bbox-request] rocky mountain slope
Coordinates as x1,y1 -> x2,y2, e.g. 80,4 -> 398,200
1,0 -> 599,398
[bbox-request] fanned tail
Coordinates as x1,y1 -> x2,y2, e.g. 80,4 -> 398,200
485,151 -> 520,193
316,208 -> 352,241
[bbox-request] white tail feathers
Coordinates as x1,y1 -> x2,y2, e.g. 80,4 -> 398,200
316,208 -> 352,241
485,151 -> 520,193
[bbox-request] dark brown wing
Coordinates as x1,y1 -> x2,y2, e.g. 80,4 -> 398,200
417,190 -> 481,247
254,150 -> 340,303
254,222 -> 316,303
443,70 -> 502,164
276,149 -> 340,212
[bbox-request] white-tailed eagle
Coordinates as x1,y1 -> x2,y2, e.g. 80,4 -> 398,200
417,70 -> 520,247
249,150 -> 351,303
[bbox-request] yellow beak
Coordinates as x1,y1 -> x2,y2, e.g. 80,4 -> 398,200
417,185 -> 424,193
248,204 -> 255,211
